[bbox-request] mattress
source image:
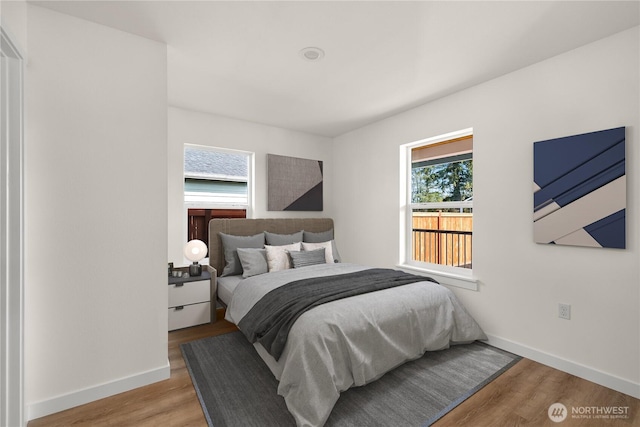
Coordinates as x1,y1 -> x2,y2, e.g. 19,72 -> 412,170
216,275 -> 243,306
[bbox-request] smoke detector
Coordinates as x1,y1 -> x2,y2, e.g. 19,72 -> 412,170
299,47 -> 325,62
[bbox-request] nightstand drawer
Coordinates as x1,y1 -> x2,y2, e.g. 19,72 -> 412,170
168,302 -> 211,331
168,279 -> 210,308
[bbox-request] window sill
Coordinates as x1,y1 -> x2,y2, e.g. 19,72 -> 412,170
396,264 -> 478,291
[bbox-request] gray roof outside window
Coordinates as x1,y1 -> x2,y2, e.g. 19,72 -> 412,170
184,147 -> 248,181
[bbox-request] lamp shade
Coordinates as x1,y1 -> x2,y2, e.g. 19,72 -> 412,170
184,239 -> 207,263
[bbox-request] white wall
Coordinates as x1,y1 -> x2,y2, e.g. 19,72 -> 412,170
168,107 -> 333,265
25,5 -> 169,418
333,27 -> 640,396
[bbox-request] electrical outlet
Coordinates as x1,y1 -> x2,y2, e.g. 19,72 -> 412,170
558,303 -> 571,320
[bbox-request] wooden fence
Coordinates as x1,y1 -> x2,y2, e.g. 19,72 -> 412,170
412,212 -> 473,268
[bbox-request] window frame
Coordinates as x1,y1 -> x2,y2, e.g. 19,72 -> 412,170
399,128 -> 477,290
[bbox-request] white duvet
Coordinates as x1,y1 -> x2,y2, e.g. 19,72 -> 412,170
225,263 -> 487,427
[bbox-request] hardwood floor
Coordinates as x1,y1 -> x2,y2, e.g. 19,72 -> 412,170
29,310 -> 639,427
436,358 -> 638,426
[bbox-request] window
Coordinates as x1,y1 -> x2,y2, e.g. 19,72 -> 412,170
400,129 -> 474,287
184,145 -> 251,206
184,145 -> 253,250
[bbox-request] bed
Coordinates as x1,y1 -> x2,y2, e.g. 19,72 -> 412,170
208,218 -> 487,427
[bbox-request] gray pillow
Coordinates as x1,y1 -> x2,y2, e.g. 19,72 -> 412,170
237,248 -> 268,278
290,248 -> 326,268
265,231 -> 303,245
219,232 -> 265,276
303,229 -> 333,242
303,229 -> 341,262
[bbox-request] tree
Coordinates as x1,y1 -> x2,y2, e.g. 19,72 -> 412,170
411,166 -> 442,203
412,159 -> 472,203
439,159 -> 472,201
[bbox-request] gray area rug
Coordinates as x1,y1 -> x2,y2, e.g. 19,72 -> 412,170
181,331 -> 520,427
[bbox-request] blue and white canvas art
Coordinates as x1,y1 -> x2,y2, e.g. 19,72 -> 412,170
533,127 -> 626,249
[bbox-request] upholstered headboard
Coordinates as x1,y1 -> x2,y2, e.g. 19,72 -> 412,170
208,218 -> 334,275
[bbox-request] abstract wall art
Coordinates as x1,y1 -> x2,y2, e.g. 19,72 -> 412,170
533,127 -> 626,249
267,154 -> 323,211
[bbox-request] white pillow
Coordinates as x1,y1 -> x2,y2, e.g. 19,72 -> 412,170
265,242 -> 301,272
302,241 -> 335,264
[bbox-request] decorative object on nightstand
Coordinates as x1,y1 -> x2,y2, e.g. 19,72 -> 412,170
168,269 -> 212,331
184,239 -> 207,276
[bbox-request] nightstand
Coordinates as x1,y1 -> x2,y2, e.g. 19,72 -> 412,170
168,269 -> 212,331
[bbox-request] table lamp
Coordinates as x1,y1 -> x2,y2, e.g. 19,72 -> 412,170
184,239 -> 207,276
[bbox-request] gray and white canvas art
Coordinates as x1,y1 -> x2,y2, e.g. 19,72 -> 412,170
267,154 -> 323,211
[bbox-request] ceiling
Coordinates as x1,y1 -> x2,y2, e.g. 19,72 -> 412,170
30,1 -> 640,137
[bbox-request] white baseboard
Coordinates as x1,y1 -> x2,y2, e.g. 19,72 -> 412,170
27,362 -> 170,421
486,334 -> 640,399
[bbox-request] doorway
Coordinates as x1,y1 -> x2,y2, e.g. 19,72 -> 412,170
1,26 -> 25,427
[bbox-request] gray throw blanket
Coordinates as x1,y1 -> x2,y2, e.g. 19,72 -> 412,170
238,268 -> 437,360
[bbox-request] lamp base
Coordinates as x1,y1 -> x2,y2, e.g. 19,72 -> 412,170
189,262 -> 202,276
